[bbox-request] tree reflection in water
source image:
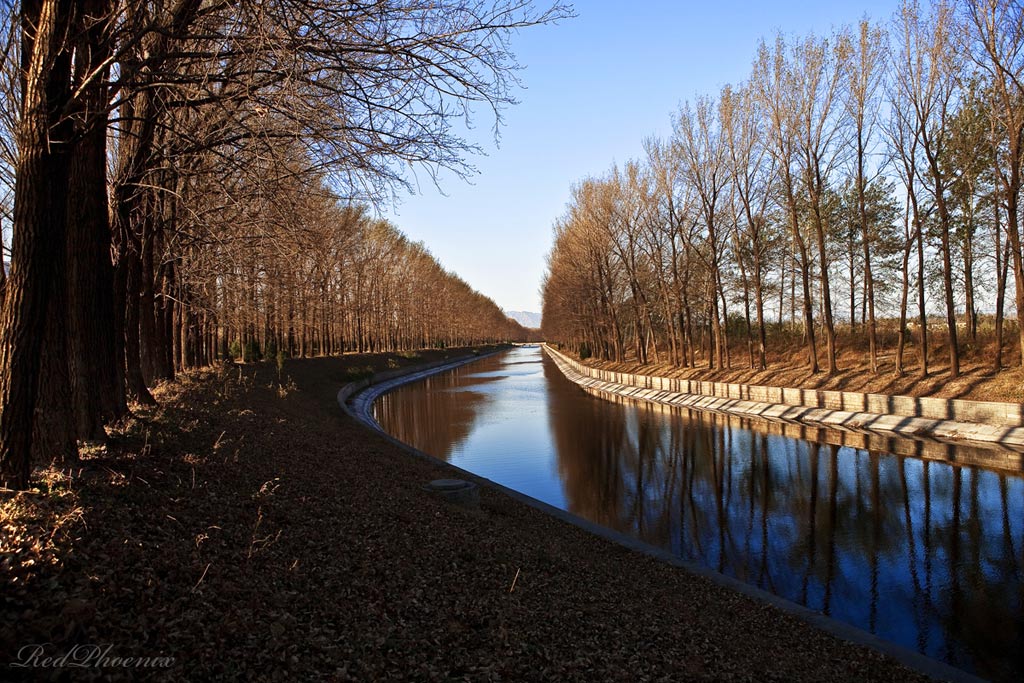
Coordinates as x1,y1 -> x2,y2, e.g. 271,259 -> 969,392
374,367 -> 499,460
374,348 -> 1024,680
548,387 -> 1023,680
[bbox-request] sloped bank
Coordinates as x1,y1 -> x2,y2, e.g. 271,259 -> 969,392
545,344 -> 1024,465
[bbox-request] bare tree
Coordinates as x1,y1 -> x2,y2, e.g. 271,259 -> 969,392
792,32 -> 847,375
721,83 -> 777,370
893,0 -> 963,378
886,48 -> 931,378
0,0 -> 76,487
541,0 -> 1020,391
674,96 -> 731,369
962,0 -> 1024,366
754,35 -> 820,372
0,0 -> 569,489
841,19 -> 889,372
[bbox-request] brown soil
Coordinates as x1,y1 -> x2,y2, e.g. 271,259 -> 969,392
2,346 -> 933,681
581,330 -> 1024,403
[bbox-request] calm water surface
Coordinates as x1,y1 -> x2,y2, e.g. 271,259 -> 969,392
374,347 -> 1024,680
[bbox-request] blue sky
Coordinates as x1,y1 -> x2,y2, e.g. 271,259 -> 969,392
383,1 -> 905,314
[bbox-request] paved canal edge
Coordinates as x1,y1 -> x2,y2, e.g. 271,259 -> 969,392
545,344 -> 1024,461
339,346 -> 983,683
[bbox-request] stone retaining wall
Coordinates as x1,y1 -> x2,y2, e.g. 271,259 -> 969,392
545,344 -> 1024,461
545,345 -> 1022,427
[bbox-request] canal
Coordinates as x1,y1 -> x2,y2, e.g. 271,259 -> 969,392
373,346 -> 1023,680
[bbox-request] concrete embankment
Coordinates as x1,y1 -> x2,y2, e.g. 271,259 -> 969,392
545,344 -> 1024,467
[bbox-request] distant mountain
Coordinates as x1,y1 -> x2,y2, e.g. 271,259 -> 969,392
505,310 -> 542,329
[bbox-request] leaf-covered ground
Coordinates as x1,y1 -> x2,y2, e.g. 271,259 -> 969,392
2,348 -> 934,681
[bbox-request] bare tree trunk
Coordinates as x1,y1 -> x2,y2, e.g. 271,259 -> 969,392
162,261 -> 177,375
934,191 -> 960,378
0,0 -> 76,488
717,274 -> 731,369
849,237 -> 856,331
140,206 -> 159,383
896,240 -> 912,377
963,195 -> 977,344
860,175 -> 879,373
1006,178 -> 1024,366
811,195 -> 838,374
896,201 -> 914,377
778,243 -> 786,326
793,211 -> 819,373
32,280 -> 77,466
112,81 -> 158,404
66,138 -> 115,439
994,204 -> 1009,371
65,0 -> 122,437
734,245 -> 754,369
916,211 -> 929,378
122,241 -> 156,404
752,249 -> 767,371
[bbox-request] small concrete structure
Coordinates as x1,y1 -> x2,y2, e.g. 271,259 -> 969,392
424,478 -> 480,508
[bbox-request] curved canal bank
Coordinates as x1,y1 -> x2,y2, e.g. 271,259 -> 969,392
357,347 -> 1016,681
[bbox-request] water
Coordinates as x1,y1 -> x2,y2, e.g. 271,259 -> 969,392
374,346 -> 1024,680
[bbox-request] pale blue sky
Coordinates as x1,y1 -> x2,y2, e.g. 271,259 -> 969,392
383,1 -> 905,314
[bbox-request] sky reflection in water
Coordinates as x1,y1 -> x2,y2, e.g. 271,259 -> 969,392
374,347 -> 1024,680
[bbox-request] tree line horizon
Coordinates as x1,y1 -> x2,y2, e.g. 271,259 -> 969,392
541,0 -> 1024,381
0,1 -> 570,489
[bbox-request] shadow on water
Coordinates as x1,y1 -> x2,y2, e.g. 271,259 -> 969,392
375,347 -> 1024,681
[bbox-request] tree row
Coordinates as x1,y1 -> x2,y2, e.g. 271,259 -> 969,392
0,1 -> 563,488
542,0 -> 1023,381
